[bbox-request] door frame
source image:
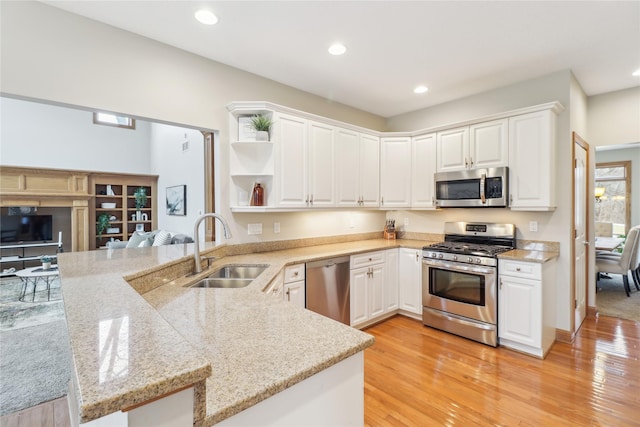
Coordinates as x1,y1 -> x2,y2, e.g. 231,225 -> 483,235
571,132 -> 591,333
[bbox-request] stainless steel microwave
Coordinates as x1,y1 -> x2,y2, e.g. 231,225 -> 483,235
434,167 -> 508,208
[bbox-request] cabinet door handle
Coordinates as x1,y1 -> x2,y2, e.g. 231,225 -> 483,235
500,278 -> 503,289
381,196 -> 384,205
286,288 -> 291,301
516,267 -> 521,272
470,157 -> 474,168
416,252 -> 419,261
310,194 -> 314,205
465,157 -> 469,168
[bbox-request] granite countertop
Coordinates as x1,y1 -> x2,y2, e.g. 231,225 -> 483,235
499,249 -> 559,264
58,238 -> 429,425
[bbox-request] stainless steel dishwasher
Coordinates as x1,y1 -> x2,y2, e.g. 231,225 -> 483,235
306,256 -> 350,325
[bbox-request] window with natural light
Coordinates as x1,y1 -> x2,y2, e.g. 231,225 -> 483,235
595,161 -> 631,236
93,112 -> 135,129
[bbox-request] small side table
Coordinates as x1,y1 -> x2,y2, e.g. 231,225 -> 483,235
16,265 -> 60,302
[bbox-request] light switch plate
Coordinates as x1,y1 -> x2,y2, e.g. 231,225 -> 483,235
529,221 -> 538,232
248,223 -> 263,235
273,222 -> 280,233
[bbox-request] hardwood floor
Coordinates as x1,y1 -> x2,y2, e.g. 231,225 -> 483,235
3,315 -> 638,426
363,315 -> 640,427
0,397 -> 69,427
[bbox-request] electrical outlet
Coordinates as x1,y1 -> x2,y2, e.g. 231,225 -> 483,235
273,222 -> 280,233
248,223 -> 262,235
529,221 -> 538,232
404,217 -> 409,227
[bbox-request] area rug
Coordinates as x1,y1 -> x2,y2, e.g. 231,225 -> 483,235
596,273 -> 640,322
0,277 -> 71,416
0,277 -> 65,331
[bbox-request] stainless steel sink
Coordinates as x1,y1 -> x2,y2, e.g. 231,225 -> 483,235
190,278 -> 253,289
206,264 -> 268,279
188,264 -> 269,288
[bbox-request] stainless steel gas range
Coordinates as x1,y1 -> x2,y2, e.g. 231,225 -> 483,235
422,222 -> 515,347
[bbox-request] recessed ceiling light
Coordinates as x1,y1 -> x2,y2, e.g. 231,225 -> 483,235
633,69 -> 640,77
328,43 -> 347,56
195,9 -> 218,25
414,85 -> 429,94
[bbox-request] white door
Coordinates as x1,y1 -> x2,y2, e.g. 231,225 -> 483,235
411,133 -> 437,208
359,134 -> 380,207
469,119 -> 508,169
284,281 -> 306,308
574,135 -> 588,331
368,264 -> 386,319
380,137 -> 411,208
350,267 -> 368,326
308,122 -> 335,207
335,129 -> 360,207
277,114 -> 308,207
436,127 -> 469,171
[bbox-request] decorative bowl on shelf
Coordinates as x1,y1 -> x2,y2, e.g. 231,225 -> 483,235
101,203 -> 116,209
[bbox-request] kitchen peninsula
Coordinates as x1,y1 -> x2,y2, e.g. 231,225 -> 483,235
59,234 -> 558,425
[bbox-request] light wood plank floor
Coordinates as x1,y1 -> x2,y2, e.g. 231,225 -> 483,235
3,314 -> 638,426
0,397 -> 69,427
363,315 -> 640,426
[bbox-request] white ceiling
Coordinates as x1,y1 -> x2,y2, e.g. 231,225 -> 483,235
43,1 -> 640,118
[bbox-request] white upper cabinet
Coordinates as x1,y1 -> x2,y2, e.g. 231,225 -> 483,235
308,121 -> 335,207
380,137 -> 412,209
275,113 -> 309,208
436,119 -> 508,172
411,133 -> 437,209
436,127 -> 469,172
508,110 -> 556,211
469,119 -> 508,169
336,130 -> 380,207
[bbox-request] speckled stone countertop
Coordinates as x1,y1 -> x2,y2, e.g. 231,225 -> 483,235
498,249 -> 559,263
499,240 -> 560,264
58,238 -> 430,425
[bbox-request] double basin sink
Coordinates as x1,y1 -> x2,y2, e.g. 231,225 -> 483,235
188,264 -> 268,289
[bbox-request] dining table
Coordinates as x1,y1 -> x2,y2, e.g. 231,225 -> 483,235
594,236 -> 624,252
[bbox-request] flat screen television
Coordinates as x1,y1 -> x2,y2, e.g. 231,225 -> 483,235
0,214 -> 53,243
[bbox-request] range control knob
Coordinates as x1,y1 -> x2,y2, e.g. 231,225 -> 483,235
431,252 -> 437,258
438,253 -> 444,259
452,255 -> 458,261
467,257 -> 473,263
476,258 -> 482,264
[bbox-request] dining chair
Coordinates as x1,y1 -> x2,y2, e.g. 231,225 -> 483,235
596,226 -> 640,297
596,226 -> 640,289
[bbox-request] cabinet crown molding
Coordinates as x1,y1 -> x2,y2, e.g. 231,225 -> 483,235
227,101 -> 565,138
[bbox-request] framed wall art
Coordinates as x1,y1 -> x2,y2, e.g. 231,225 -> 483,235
166,185 -> 187,216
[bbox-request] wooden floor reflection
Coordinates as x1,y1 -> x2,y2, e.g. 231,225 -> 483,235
364,315 -> 639,426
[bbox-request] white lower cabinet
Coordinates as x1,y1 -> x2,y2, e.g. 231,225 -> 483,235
498,259 -> 556,358
283,263 -> 305,308
398,248 -> 422,317
350,251 -> 386,328
384,249 -> 399,312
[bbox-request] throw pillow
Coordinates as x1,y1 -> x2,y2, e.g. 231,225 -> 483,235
152,230 -> 173,246
138,238 -> 152,247
126,231 -> 152,248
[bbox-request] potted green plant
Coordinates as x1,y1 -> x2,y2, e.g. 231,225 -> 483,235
250,114 -> 272,141
41,255 -> 54,270
134,187 -> 147,220
97,213 -> 111,237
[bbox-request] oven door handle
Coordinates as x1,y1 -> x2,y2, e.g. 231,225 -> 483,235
423,259 -> 495,275
480,173 -> 486,204
427,309 -> 496,331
